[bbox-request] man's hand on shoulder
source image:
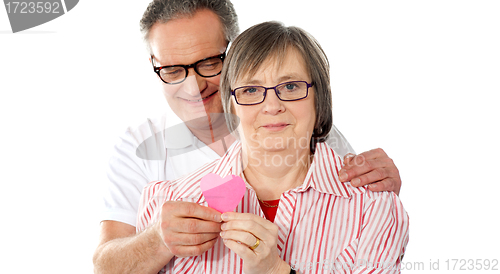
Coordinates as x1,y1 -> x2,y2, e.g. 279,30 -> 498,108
338,148 -> 402,195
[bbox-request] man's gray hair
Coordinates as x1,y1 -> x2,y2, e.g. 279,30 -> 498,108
140,0 -> 239,53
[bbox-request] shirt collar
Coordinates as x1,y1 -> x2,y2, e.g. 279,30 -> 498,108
296,142 -> 365,198
211,141 -> 364,198
212,140 -> 243,177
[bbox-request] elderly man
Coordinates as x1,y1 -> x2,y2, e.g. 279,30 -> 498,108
93,0 -> 402,273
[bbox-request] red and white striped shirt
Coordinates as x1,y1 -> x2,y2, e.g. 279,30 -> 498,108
137,142 -> 409,274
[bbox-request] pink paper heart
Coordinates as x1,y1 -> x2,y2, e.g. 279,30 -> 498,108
200,173 -> 246,213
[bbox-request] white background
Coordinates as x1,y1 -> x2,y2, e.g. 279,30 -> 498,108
1,0 -> 499,273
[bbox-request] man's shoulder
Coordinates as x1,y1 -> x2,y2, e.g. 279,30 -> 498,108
326,123 -> 356,157
115,113 -> 167,146
117,113 -> 197,160
122,113 -> 175,140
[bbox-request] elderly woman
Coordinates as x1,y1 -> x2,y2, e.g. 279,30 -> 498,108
137,21 -> 409,274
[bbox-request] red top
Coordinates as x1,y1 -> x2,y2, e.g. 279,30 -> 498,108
258,199 -> 280,222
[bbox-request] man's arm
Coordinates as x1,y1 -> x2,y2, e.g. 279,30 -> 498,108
94,201 -> 223,273
339,148 -> 402,195
93,221 -> 172,274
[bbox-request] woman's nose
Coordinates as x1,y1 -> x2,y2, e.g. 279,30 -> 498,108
261,89 -> 285,115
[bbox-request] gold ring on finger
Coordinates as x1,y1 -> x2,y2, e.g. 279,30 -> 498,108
249,238 -> 260,250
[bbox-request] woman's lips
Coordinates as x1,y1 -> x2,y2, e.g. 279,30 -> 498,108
261,123 -> 290,131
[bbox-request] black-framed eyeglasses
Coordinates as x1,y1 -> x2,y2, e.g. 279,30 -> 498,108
231,81 -> 314,105
151,52 -> 226,84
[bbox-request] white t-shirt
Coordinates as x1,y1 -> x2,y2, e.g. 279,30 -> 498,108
101,113 -> 355,227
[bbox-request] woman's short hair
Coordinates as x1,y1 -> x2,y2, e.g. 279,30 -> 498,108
220,21 -> 333,144
140,0 -> 239,53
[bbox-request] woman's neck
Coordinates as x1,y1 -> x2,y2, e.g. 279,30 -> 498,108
242,145 -> 312,200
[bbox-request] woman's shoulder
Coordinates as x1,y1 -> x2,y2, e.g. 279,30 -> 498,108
144,158 -> 220,197
347,183 -> 409,229
137,159 -> 221,231
316,142 -> 404,206
142,142 -> 243,202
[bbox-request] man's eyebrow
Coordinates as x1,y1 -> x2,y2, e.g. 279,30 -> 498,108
152,51 -> 223,67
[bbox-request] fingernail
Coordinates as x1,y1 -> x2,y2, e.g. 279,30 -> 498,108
351,178 -> 360,186
339,170 -> 347,181
215,214 -> 223,222
221,223 -> 226,230
221,213 -> 229,221
220,231 -> 225,237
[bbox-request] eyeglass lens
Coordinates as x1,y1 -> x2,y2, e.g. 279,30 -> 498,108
234,81 -> 309,105
158,56 -> 223,84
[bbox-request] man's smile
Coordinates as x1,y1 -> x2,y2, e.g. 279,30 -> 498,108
182,89 -> 219,103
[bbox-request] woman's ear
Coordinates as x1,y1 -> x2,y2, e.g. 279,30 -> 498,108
229,102 -> 240,139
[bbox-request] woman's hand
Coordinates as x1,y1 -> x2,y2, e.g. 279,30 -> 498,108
220,212 -> 291,274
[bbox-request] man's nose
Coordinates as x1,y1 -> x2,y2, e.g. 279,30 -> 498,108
182,68 -> 207,97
